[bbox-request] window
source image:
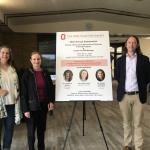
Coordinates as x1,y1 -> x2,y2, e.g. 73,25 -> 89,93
38,33 -> 56,73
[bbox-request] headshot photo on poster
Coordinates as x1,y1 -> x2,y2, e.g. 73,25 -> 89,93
79,69 -> 88,81
63,70 -> 73,82
95,69 -> 105,81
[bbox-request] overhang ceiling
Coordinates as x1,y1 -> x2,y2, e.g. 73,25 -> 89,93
0,0 -> 150,35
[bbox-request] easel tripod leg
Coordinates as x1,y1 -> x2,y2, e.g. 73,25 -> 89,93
92,102 -> 109,150
83,101 -> 86,136
62,102 -> 77,150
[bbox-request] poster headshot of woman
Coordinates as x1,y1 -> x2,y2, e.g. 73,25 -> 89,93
63,70 -> 73,82
96,69 -> 105,81
79,69 -> 88,81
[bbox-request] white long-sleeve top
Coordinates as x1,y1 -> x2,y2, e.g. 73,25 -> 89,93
0,66 -> 19,105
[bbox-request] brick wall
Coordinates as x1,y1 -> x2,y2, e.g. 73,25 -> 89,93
2,33 -> 37,69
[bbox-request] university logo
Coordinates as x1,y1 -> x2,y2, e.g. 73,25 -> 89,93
61,34 -> 66,40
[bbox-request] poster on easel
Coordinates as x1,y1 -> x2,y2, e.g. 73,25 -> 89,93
56,31 -> 112,101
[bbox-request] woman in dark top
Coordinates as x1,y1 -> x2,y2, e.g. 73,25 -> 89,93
21,51 -> 54,150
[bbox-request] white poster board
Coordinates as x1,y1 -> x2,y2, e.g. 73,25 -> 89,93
56,31 -> 112,101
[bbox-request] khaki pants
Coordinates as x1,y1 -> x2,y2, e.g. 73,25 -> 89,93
119,94 -> 144,150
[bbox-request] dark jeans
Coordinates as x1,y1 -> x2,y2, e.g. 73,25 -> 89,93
26,103 -> 48,150
2,105 -> 15,150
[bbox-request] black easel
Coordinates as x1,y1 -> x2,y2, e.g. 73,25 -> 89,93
83,101 -> 86,136
92,101 -> 109,150
62,101 -> 109,150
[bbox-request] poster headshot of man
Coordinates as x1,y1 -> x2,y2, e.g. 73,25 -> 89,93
79,69 -> 88,81
96,69 -> 105,81
63,70 -> 73,82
